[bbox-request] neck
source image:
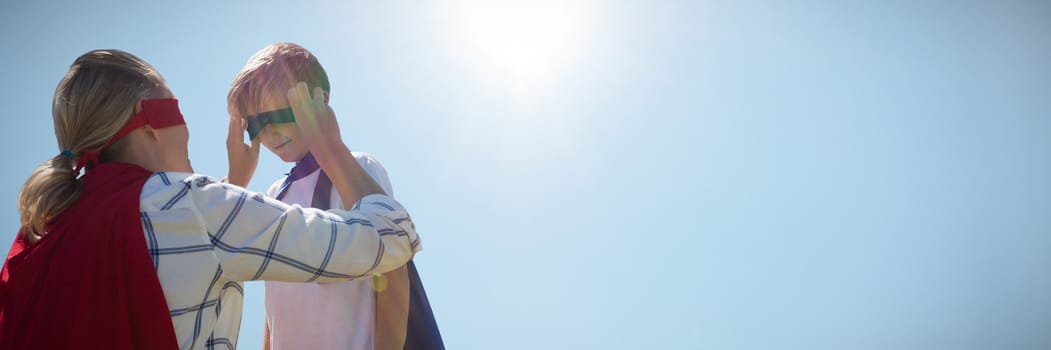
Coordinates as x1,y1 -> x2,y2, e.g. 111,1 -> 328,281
111,153 -> 193,173
107,137 -> 193,173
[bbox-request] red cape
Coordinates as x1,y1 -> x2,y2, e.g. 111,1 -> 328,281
0,162 -> 178,349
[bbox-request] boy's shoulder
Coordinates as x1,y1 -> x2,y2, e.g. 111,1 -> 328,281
350,151 -> 389,180
350,150 -> 374,161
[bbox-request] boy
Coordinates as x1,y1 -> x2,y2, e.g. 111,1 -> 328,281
227,43 -> 444,350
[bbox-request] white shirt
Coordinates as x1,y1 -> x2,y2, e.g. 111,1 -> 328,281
139,171 -> 420,350
264,152 -> 394,350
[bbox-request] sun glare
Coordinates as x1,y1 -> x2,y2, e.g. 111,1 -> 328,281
444,0 -> 591,93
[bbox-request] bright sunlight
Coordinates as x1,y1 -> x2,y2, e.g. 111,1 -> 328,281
442,0 -> 593,94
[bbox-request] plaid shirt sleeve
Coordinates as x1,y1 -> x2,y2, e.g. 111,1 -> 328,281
185,175 -> 422,283
140,172 -> 422,349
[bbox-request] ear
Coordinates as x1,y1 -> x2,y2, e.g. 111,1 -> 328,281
323,91 -> 330,104
141,124 -> 162,142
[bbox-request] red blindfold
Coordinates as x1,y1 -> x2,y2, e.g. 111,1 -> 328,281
75,98 -> 186,173
109,98 -> 186,142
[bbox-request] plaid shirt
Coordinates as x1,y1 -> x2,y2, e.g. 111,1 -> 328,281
138,172 -> 421,350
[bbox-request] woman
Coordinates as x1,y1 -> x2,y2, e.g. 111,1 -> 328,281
0,49 -> 421,350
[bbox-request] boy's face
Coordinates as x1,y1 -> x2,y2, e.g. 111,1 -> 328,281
248,93 -> 310,163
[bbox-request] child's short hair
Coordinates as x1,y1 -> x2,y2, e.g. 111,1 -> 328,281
228,42 -> 330,119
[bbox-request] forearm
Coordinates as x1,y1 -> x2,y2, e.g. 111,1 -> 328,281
311,141 -> 387,207
226,168 -> 252,188
190,178 -> 419,282
374,265 -> 410,350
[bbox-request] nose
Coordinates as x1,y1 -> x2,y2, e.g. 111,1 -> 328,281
258,125 -> 282,145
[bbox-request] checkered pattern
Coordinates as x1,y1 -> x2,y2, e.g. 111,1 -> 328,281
138,172 -> 421,350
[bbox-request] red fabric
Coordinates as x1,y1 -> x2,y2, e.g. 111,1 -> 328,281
76,98 -> 185,173
109,99 -> 186,145
0,162 -> 178,349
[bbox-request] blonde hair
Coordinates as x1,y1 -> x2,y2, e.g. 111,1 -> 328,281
18,49 -> 166,241
227,42 -> 330,119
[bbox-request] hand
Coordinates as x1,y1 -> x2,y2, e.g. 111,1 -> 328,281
286,82 -> 343,155
226,114 -> 261,187
286,81 -> 386,205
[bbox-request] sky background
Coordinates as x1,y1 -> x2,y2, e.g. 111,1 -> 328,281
2,0 -> 1050,349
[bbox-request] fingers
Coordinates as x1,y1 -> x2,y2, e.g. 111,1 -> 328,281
286,82 -> 312,113
286,82 -> 326,108
313,86 -> 325,104
250,136 -> 262,154
287,82 -> 330,130
284,81 -> 343,150
227,115 -> 244,145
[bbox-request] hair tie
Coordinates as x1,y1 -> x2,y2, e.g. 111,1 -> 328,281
73,150 -> 99,175
60,150 -> 74,158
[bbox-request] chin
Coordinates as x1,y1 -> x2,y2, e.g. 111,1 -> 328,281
279,152 -> 304,163
278,154 -> 297,163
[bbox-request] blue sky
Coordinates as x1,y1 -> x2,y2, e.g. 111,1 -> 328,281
2,0 -> 1050,349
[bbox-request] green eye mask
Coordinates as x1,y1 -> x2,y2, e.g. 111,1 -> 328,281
246,108 -> 295,140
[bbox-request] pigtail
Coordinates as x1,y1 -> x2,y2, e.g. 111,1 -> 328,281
17,153 -> 84,242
